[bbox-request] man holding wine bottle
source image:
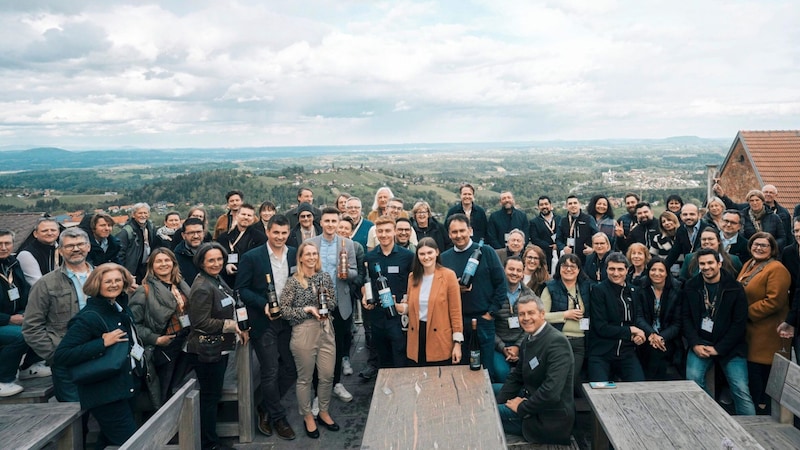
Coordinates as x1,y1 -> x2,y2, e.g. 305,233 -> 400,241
364,215 -> 414,369
234,215 -> 298,440
306,207 -> 359,402
441,213 -> 507,382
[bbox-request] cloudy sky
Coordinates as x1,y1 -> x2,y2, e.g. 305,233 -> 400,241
1,0 -> 798,149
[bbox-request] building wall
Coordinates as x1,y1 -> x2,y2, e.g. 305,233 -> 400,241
719,141 -> 760,203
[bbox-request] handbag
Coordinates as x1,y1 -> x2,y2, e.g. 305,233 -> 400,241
70,310 -> 131,384
197,334 -> 225,363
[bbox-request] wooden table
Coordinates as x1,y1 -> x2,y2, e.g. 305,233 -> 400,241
582,381 -> 764,450
0,402 -> 83,450
361,365 -> 506,449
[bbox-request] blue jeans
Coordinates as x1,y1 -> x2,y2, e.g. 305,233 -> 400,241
588,353 -> 644,382
492,383 -> 523,436
0,324 -> 28,382
686,352 -> 755,415
493,350 -> 512,383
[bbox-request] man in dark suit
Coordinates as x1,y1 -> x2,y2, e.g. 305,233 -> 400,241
556,195 -> 597,265
496,295 -> 575,445
719,209 -> 749,262
235,214 -> 298,440
528,196 -> 561,262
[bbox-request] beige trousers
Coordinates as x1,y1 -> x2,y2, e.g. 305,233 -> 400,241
290,318 -> 337,416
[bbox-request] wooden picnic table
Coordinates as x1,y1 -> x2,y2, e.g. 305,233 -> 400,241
361,365 -> 506,449
0,402 -> 83,450
582,380 -> 764,450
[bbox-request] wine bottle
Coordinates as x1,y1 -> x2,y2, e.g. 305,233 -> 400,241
375,263 -> 397,318
338,239 -> 349,280
459,238 -> 484,286
364,261 -> 376,306
469,318 -> 481,370
234,289 -> 249,331
318,280 -> 330,319
265,273 -> 282,318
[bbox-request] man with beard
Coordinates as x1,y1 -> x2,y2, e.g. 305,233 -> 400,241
556,196 -> 597,265
665,203 -> 709,269
614,193 -> 640,251
213,190 -> 244,239
620,202 -> 659,255
528,196 -> 561,266
217,203 -> 261,286
285,188 -> 322,230
446,183 -> 488,244
23,227 -> 93,402
117,202 -> 159,283
487,191 -> 528,250
174,218 -> 205,286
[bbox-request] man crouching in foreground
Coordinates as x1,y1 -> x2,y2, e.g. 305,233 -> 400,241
495,294 -> 574,444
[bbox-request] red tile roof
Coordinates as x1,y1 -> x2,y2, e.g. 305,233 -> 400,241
721,130 -> 800,208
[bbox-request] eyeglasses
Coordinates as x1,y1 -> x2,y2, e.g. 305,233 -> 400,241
62,243 -> 89,251
415,211 -> 429,215
525,256 -> 539,261
0,242 -> 13,248
722,219 -> 740,225
752,242 -> 770,249
396,228 -> 412,233
561,265 -> 579,271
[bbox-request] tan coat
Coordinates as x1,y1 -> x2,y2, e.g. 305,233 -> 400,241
406,267 -> 463,363
739,259 -> 791,365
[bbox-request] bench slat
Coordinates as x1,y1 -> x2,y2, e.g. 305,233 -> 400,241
119,379 -> 197,450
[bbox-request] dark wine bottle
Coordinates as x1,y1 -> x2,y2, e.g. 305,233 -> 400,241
469,318 -> 481,371
375,263 -> 397,318
234,289 -> 249,331
364,261 -> 376,306
265,274 -> 282,318
318,280 -> 330,319
459,238 -> 484,286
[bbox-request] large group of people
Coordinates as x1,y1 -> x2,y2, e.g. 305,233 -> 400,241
1,179 -> 799,447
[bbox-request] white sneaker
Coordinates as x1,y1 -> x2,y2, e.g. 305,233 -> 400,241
333,383 -> 353,402
18,361 -> 52,380
0,382 -> 23,397
342,357 -> 353,376
311,396 -> 320,416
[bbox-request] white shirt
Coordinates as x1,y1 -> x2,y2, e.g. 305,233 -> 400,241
268,244 -> 289,300
418,274 -> 434,322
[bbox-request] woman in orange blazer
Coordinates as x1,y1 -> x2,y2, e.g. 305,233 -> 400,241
405,238 -> 464,365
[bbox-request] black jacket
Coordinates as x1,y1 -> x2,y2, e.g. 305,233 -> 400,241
681,271 -> 748,363
487,208 -> 528,250
412,216 -> 451,251
665,220 -> 710,268
0,256 -> 30,325
556,212 -> 598,265
634,277 -> 682,344
78,216 -> 122,267
446,203 -> 488,244
529,214 -> 562,253
588,279 -> 638,358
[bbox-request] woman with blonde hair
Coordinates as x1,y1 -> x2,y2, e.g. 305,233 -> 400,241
280,241 -> 338,438
626,242 -> 651,286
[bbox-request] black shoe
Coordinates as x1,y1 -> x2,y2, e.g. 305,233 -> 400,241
274,417 -> 296,440
304,420 -> 319,439
257,409 -> 272,436
359,365 -> 378,379
317,415 -> 340,432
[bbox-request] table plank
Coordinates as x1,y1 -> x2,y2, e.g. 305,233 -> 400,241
582,388 -> 646,450
362,366 -> 506,449
685,391 -> 764,449
0,402 -> 82,450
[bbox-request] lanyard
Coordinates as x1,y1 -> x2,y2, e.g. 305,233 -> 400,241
228,229 -> 245,252
0,264 -> 13,287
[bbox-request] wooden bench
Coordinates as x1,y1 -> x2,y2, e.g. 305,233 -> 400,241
0,376 -> 54,405
734,353 -> 800,449
0,402 -> 82,450
217,342 -> 260,443
111,378 -> 200,450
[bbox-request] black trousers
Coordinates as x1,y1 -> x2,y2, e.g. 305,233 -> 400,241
188,353 -> 229,449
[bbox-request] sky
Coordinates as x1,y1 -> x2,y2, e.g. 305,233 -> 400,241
0,0 -> 798,149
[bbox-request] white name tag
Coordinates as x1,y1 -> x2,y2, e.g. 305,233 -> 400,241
227,253 -> 239,264
387,266 -> 400,274
550,233 -> 557,242
580,318 -> 590,331
221,296 -> 234,308
7,287 -> 19,301
701,317 -> 714,333
179,314 -> 191,327
290,266 -> 297,274
566,238 -> 576,247
529,356 -> 540,370
508,316 -> 520,329
130,343 -> 144,361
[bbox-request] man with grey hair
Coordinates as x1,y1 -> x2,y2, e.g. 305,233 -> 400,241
495,228 -> 526,266
495,294 -> 575,445
17,217 -> 61,286
23,227 -> 93,401
117,202 -> 158,282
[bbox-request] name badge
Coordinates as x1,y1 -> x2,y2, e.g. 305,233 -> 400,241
387,266 -> 400,274
130,342 -> 144,361
580,318 -> 590,331
7,287 -> 20,301
290,266 -> 297,274
179,314 -> 191,327
508,316 -> 520,329
701,317 -> 714,333
221,296 -> 234,308
228,253 -> 239,264
550,233 -> 557,242
529,356 -> 540,370
566,238 -> 576,247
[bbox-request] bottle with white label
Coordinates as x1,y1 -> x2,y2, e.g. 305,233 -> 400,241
234,290 -> 249,331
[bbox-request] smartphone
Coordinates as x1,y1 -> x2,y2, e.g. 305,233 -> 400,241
589,381 -> 617,389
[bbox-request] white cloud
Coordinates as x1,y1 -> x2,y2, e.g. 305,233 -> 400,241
0,0 -> 798,148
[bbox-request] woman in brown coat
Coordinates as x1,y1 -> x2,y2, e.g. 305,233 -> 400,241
405,238 -> 464,365
737,232 -> 791,414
